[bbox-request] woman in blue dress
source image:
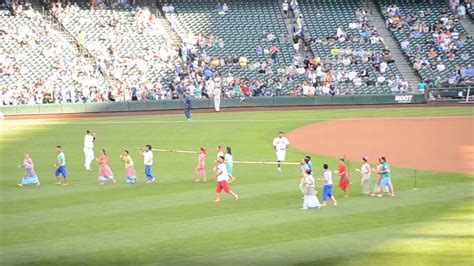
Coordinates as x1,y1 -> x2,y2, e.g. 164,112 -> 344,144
18,154 -> 40,187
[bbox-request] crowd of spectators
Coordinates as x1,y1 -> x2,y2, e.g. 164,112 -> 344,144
1,1 -> 109,105
384,2 -> 474,86
3,0 -> 466,106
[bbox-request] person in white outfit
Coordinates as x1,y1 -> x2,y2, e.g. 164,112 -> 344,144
213,87 -> 221,112
360,157 -> 373,195
273,131 -> 290,172
301,169 -> 321,210
83,130 -> 95,171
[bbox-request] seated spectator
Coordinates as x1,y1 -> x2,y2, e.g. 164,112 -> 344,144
417,80 -> 427,92
427,48 -> 437,58
377,74 -> 386,85
437,61 -> 446,72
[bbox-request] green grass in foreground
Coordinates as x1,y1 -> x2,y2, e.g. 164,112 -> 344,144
0,106 -> 473,265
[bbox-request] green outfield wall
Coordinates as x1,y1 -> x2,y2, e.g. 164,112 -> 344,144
0,94 -> 426,115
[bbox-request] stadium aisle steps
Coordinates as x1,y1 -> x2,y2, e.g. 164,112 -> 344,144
154,4 -> 183,46
277,0 -> 315,58
32,0 -> 96,65
368,0 -> 421,87
459,17 -> 474,38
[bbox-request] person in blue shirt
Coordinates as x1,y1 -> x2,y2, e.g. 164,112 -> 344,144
184,92 -> 192,121
377,157 -> 395,198
204,68 -> 213,79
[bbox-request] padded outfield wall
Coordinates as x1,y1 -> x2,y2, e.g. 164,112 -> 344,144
0,94 -> 426,115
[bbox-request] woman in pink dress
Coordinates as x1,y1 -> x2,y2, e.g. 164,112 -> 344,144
97,149 -> 116,185
18,153 -> 40,187
194,148 -> 207,182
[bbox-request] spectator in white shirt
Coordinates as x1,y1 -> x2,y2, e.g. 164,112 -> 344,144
437,62 -> 446,72
377,75 -> 386,85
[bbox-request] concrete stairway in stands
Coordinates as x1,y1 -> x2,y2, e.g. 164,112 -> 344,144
33,0 -> 96,65
368,0 -> 421,89
153,5 -> 182,47
459,16 -> 474,38
278,0 -> 314,59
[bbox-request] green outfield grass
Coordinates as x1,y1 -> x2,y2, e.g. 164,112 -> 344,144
0,106 -> 473,265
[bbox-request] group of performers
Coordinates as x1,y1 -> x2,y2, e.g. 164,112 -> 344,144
299,156 -> 395,210
16,130 -> 393,205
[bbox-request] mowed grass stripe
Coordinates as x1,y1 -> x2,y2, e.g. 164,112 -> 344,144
158,212 -> 474,266
0,161 -> 458,211
0,166 -> 291,204
2,184 -> 466,246
0,161 -> 467,205
1,179 -> 297,229
1,169 -> 462,229
8,106 -> 470,125
1,184 -> 471,264
7,197 -> 472,265
11,114 -> 473,125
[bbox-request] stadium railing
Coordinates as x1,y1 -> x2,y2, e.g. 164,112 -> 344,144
426,86 -> 474,103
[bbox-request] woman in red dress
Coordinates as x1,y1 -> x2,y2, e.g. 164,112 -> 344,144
337,157 -> 350,197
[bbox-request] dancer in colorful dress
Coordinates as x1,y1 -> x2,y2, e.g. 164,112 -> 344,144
360,157 -> 373,196
194,148 -> 207,182
120,150 -> 137,184
337,157 -> 350,197
97,149 -> 116,185
301,169 -> 321,210
18,154 -> 40,187
225,146 -> 235,182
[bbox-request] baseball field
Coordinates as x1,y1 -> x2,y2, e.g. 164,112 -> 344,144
0,106 -> 473,265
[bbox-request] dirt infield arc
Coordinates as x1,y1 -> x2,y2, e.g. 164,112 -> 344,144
288,116 -> 474,174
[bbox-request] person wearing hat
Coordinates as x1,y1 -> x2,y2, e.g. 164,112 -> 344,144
360,157 -> 372,196
337,157 -> 350,197
83,130 -> 95,171
273,132 -> 290,172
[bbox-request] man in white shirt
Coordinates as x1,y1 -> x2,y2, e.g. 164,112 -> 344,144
213,87 -> 221,112
282,1 -> 289,18
83,130 -> 95,171
273,132 -> 290,172
437,63 -> 446,72
139,145 -> 155,183
318,164 -> 337,206
377,75 -> 386,85
214,156 -> 238,202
